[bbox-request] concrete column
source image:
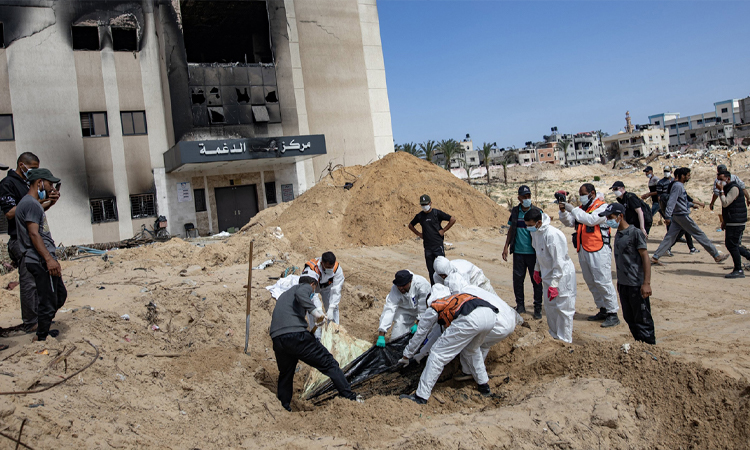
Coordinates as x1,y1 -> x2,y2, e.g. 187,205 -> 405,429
203,174 -> 213,234
260,170 -> 267,209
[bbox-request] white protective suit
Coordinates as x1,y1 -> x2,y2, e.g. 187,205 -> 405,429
530,213 -> 577,343
443,274 -> 522,377
304,258 -> 344,338
378,272 -> 431,340
558,196 -> 618,314
403,279 -> 504,400
432,257 -> 497,295
412,284 -> 451,362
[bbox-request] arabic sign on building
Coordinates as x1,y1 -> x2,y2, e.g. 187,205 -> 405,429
164,134 -> 327,172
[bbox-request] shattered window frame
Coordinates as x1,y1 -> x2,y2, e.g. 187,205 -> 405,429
80,112 -> 109,138
90,198 -> 118,224
112,27 -> 138,52
265,181 -> 277,205
194,189 -> 207,212
0,115 -> 14,141
0,23 -> 4,48
72,26 -> 100,51
121,111 -> 148,136
130,193 -> 156,219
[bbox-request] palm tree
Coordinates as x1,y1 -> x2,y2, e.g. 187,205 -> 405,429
438,139 -> 461,170
557,138 -> 571,164
480,142 -> 494,186
399,142 -> 424,158
595,130 -> 609,140
419,140 -> 437,164
394,142 -> 402,153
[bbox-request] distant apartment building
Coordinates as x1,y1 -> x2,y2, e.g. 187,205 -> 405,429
649,99 -> 740,148
518,146 -> 537,165
434,134 -> 480,168
536,142 -> 564,165
569,132 -> 603,165
602,125 -> 667,161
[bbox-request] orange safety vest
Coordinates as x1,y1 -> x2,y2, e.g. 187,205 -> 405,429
305,259 -> 339,288
430,293 -> 480,328
575,198 -> 608,253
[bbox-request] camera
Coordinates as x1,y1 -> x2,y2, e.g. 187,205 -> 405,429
554,191 -> 567,204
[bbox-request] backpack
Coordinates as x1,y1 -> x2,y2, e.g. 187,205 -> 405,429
656,177 -> 673,206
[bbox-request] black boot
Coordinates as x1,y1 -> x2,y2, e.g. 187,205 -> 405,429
587,307 -> 607,321
477,383 -> 491,397
515,304 -> 527,314
601,313 -> 620,328
725,270 -> 745,279
400,393 -> 427,404
533,306 -> 542,320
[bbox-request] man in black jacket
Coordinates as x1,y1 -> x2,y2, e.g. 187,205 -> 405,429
409,194 -> 456,284
717,170 -> 750,278
270,271 -> 359,411
502,185 -> 543,319
611,181 -> 652,236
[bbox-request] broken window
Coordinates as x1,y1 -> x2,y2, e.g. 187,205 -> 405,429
90,198 -> 118,223
180,1 -> 273,64
264,87 -> 278,103
0,115 -> 14,141
130,194 -> 155,219
112,27 -> 138,51
194,189 -> 207,212
121,111 -> 147,135
208,107 -> 226,124
72,26 -> 100,51
81,112 -> 108,137
265,181 -> 276,204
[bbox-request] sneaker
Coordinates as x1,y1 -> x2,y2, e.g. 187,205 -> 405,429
587,308 -> 607,321
601,314 -> 620,328
533,308 -> 542,320
453,372 -> 473,382
515,305 -> 527,314
689,248 -> 700,254
477,383 -> 492,397
725,270 -> 745,279
399,394 -> 427,404
714,253 -> 730,264
666,250 -> 674,257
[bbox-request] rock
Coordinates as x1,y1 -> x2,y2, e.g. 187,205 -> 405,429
182,279 -> 197,287
546,420 -> 563,436
0,400 -> 15,418
514,331 -> 544,349
635,403 -> 646,420
185,372 -> 196,379
592,402 -> 619,429
180,265 -> 203,277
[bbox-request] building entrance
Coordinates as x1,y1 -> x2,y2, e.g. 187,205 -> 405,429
215,184 -> 259,232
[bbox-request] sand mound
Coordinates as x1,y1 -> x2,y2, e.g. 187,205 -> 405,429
267,152 -> 508,251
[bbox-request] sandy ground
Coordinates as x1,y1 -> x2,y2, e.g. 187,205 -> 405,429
0,152 -> 748,449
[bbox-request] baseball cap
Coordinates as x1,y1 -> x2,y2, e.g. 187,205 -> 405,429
419,194 -> 431,205
598,202 -> 626,217
518,185 -> 531,196
610,181 -> 625,190
663,166 -> 672,172
393,270 -> 413,287
643,166 -> 653,172
26,168 -> 60,183
717,164 -> 727,172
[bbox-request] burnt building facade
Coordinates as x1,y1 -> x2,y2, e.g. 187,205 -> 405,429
0,0 -> 393,243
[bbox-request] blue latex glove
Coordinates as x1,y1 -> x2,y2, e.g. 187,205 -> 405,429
376,336 -> 386,348
410,323 -> 418,334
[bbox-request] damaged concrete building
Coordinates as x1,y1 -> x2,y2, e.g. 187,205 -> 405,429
0,0 -> 393,243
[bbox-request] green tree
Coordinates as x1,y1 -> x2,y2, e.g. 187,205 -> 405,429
394,142 -> 402,153
480,142 -> 494,186
595,130 -> 609,140
398,142 -> 424,158
419,140 -> 437,164
438,139 -> 461,170
557,138 -> 571,164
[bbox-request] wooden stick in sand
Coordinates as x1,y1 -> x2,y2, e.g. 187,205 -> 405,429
244,241 -> 253,355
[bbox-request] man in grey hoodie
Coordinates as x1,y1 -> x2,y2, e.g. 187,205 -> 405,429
651,167 -> 728,266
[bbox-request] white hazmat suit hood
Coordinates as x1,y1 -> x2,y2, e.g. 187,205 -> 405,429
433,257 -> 497,294
429,284 -> 452,307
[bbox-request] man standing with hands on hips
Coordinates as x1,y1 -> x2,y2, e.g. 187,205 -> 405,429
409,195 -> 456,285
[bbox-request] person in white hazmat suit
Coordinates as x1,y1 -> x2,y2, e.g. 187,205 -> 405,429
558,184 -> 620,328
375,270 -> 432,347
398,279 -> 509,404
524,209 -> 577,343
305,252 -> 344,338
432,256 -> 497,295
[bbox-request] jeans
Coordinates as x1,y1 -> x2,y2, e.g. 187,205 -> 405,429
424,246 -> 445,285
725,225 -> 750,271
26,262 -> 67,340
7,239 -> 39,327
512,252 -> 542,310
650,202 -> 660,219
272,331 -> 355,409
617,284 -> 655,345
654,215 -> 718,259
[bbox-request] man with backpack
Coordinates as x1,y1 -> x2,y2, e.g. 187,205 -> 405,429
656,167 -> 698,255
611,181 -> 652,236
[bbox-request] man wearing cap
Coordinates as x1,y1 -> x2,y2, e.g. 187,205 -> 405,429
640,166 -> 661,219
601,203 -> 655,344
0,152 -> 58,333
611,181 -> 652,236
502,185 -> 543,319
270,271 -> 360,411
14,169 -> 65,342
716,170 -> 750,278
375,270 -> 431,346
409,195 -> 456,285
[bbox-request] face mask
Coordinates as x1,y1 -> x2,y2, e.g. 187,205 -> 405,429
581,195 -> 592,207
664,172 -> 671,177
521,199 -> 532,208
324,269 -> 333,276
528,223 -> 539,232
38,185 -> 47,200
20,164 -> 30,179
606,219 -> 619,229
647,173 -> 653,179
614,190 -> 623,198
422,205 -> 431,212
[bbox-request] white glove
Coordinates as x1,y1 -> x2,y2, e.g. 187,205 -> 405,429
397,357 -> 410,368
326,308 -> 337,322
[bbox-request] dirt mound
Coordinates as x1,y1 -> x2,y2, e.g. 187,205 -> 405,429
267,152 -> 508,251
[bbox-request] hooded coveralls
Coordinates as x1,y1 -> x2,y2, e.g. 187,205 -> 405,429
378,272 -> 431,340
432,257 -> 497,295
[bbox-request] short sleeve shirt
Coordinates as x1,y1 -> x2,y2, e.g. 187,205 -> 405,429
508,209 -> 534,254
617,192 -> 648,229
0,170 -> 30,239
15,195 -> 56,264
410,208 -> 452,250
613,225 -> 647,287
647,176 -> 659,204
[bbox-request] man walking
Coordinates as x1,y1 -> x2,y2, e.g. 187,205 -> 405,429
611,181 -> 652,236
640,166 -> 661,219
409,194 -> 456,284
270,272 -> 359,411
601,203 -> 655,344
558,184 -> 620,328
652,168 -> 728,266
14,169 -> 66,342
656,167 -> 697,255
717,170 -> 749,278
502,185 -> 543,319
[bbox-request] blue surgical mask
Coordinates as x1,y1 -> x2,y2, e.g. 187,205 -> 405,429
21,164 -> 30,179
606,219 -> 619,229
38,187 -> 46,200
521,199 -> 532,208
528,224 -> 539,232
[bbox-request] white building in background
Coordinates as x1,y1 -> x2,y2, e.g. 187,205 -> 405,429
518,146 -> 537,165
602,125 -> 667,161
649,99 -> 740,148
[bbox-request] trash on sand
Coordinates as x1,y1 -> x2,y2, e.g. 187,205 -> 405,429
28,401 -> 44,408
734,310 -> 747,315
121,314 -> 130,321
151,324 -> 160,331
212,231 -> 231,238
115,373 -> 126,382
621,343 -> 631,354
123,335 -> 131,342
272,227 -> 284,239
253,259 -> 274,270
35,349 -> 49,355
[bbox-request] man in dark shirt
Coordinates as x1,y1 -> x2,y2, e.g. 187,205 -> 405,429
0,152 -> 58,332
270,271 -> 358,411
600,203 -> 655,344
408,194 -> 456,285
611,181 -> 652,236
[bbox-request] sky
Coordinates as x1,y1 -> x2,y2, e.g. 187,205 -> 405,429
377,0 -> 750,150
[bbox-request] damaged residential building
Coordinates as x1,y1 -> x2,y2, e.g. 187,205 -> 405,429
0,0 -> 393,243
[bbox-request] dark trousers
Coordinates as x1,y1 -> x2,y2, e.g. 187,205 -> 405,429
725,225 -> 750,271
512,252 -> 542,310
272,331 -> 355,409
424,246 -> 445,285
7,239 -> 39,327
666,221 -> 694,250
26,262 -> 67,340
617,284 -> 655,345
